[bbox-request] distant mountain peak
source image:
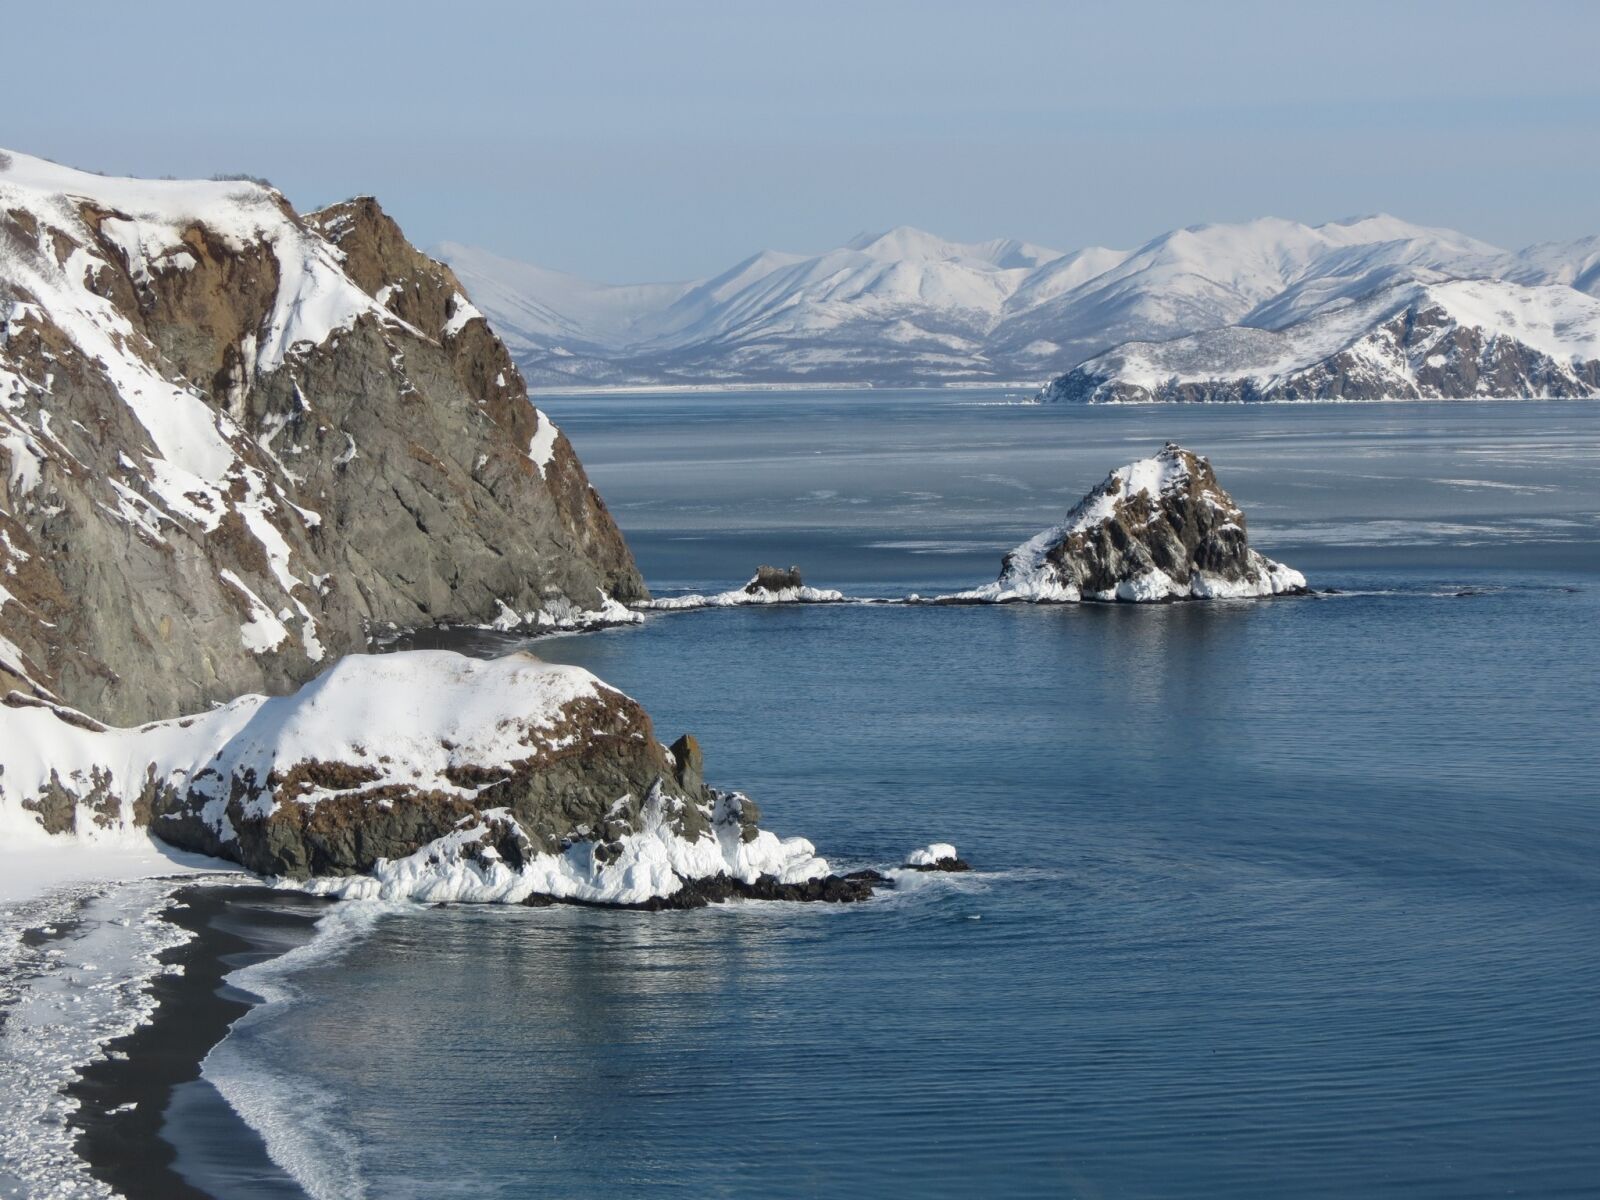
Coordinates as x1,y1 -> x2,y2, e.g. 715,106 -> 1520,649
434,213 -> 1599,390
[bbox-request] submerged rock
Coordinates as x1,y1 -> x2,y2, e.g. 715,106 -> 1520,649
942,444 -> 1306,603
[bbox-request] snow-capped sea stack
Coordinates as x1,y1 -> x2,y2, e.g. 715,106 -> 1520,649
0,151 -> 642,725
945,444 -> 1305,603
0,650 -> 875,907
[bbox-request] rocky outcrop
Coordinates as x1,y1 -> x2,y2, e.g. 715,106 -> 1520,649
0,151 -> 643,725
942,444 -> 1306,603
1042,278 -> 1600,404
0,651 -> 864,906
903,843 -> 970,872
746,564 -> 804,594
644,565 -> 846,610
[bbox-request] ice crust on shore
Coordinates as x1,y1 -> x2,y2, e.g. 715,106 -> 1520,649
0,879 -> 206,1198
298,790 -> 830,906
486,591 -> 642,631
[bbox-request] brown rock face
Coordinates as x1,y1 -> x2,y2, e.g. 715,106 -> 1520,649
0,164 -> 644,723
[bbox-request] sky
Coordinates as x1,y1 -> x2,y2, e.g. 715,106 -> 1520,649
10,0 -> 1600,281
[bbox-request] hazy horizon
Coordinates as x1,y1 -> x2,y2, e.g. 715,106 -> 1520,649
11,0 -> 1600,281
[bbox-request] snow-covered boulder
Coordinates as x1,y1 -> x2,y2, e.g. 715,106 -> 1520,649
0,650 -> 858,906
903,843 -> 969,872
943,444 -> 1306,603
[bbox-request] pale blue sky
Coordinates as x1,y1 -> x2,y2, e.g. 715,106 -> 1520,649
12,0 -> 1599,280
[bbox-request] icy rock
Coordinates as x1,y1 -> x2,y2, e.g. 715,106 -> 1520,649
904,843 -> 970,872
941,444 -> 1306,604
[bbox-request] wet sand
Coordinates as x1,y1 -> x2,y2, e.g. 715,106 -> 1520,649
67,886 -> 331,1200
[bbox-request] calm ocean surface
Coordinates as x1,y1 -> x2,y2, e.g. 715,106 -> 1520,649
182,394 -> 1600,1199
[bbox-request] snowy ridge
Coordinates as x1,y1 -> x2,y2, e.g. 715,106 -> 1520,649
439,214 -> 1600,387
1047,278 -> 1600,402
0,150 -> 400,376
1,148 -> 647,721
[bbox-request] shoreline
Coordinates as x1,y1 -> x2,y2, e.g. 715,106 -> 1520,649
531,380 -> 1042,397
66,885 -> 332,1200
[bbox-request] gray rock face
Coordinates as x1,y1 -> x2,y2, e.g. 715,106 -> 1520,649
947,444 -> 1306,603
0,160 -> 643,724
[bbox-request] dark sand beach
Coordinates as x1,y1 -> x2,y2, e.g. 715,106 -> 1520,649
66,887 -> 331,1200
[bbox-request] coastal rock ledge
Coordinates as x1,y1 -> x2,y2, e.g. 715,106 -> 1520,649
943,443 -> 1306,603
643,564 -> 845,610
0,650 -> 898,907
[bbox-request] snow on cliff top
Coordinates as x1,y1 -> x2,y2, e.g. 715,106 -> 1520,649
0,147 -> 394,372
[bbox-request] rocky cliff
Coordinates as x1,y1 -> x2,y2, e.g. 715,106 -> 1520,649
1042,279 -> 1600,404
0,151 -> 643,725
944,444 -> 1306,602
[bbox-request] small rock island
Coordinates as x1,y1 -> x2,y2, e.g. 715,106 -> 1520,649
944,443 -> 1307,603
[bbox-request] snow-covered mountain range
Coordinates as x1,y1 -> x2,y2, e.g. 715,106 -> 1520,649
439,217 -> 1600,395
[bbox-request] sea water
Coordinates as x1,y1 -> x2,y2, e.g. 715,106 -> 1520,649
182,394 -> 1600,1199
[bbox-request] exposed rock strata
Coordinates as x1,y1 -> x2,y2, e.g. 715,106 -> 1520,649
0,151 -> 642,724
943,444 -> 1306,603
